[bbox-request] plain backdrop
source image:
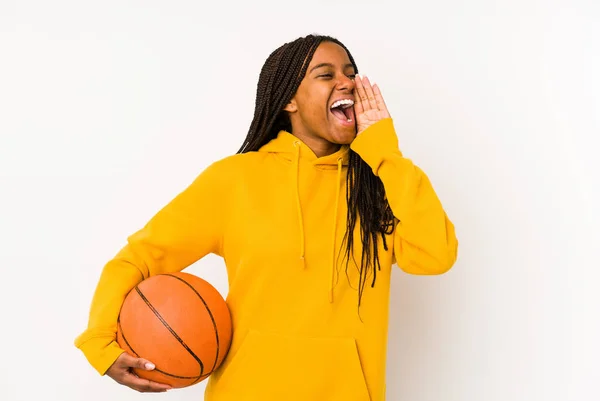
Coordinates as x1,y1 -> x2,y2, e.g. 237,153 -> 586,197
1,1 -> 598,400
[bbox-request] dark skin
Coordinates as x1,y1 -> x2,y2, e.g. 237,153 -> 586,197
105,41 -> 392,394
106,352 -> 171,392
284,41 -> 391,158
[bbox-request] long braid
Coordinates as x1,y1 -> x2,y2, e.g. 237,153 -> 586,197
344,152 -> 395,310
238,34 -> 395,309
238,39 -> 320,153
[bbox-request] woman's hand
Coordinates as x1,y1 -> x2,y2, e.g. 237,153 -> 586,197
353,75 -> 391,135
106,352 -> 172,393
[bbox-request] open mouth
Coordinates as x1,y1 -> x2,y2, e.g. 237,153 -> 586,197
330,99 -> 355,125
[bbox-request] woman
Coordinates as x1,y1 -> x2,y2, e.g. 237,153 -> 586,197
74,34 -> 458,401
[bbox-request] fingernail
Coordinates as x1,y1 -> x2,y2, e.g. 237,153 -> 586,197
145,362 -> 155,370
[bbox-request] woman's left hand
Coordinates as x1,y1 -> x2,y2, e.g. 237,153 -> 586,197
353,75 -> 392,135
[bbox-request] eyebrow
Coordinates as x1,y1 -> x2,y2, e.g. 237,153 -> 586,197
309,63 -> 355,73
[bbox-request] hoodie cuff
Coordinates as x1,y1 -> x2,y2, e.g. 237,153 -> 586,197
350,118 -> 402,176
74,333 -> 125,375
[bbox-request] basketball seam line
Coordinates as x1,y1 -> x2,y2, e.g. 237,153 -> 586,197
163,273 -> 224,379
135,286 -> 206,377
117,317 -> 206,381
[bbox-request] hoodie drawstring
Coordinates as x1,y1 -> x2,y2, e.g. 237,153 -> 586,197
293,141 -> 306,268
329,157 -> 343,303
293,140 -> 343,302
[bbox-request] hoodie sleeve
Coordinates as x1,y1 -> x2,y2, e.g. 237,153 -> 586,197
350,118 -> 458,275
74,160 -> 229,375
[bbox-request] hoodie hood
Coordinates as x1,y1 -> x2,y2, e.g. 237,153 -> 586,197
259,130 -> 349,303
259,130 -> 350,168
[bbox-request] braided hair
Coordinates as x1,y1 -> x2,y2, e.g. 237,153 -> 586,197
237,34 -> 395,308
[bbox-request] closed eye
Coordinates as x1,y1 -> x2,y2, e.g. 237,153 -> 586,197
318,74 -> 356,79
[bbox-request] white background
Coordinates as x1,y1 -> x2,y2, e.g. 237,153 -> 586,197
1,1 -> 598,400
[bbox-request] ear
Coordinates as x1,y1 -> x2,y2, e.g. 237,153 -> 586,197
283,98 -> 298,113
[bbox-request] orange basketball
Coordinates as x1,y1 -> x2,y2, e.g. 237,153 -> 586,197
116,272 -> 232,388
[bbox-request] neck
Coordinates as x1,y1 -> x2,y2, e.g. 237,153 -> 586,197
291,132 -> 340,158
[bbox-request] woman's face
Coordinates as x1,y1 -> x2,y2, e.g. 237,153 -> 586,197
284,42 -> 357,154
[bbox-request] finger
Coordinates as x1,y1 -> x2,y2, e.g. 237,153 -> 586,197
123,371 -> 172,393
119,352 -> 155,371
372,84 -> 391,118
362,76 -> 379,111
353,75 -> 365,114
354,74 -> 370,111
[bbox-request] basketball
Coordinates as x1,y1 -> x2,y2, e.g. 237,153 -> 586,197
116,272 -> 232,388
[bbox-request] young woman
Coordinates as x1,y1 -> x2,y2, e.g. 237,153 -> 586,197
74,34 -> 458,401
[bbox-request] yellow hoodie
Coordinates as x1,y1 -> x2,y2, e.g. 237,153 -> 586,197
74,118 -> 458,401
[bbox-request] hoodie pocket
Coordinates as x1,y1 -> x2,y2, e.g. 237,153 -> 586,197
213,330 -> 371,401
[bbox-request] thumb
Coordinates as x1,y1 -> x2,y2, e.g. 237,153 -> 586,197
119,352 -> 156,371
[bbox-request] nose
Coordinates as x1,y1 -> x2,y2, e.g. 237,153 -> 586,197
337,73 -> 355,92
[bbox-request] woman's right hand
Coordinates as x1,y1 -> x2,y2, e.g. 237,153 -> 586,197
106,352 -> 172,393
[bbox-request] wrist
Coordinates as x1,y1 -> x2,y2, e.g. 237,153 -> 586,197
350,118 -> 401,174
